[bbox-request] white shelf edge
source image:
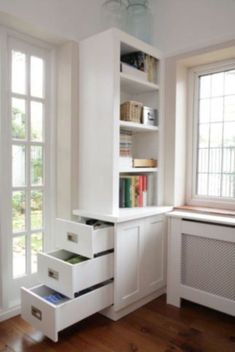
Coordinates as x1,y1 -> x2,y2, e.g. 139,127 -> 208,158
119,168 -> 158,173
73,206 -> 173,223
120,72 -> 159,91
120,121 -> 159,132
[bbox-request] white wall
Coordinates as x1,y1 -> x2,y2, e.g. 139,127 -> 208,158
0,0 -> 234,54
151,0 -> 235,55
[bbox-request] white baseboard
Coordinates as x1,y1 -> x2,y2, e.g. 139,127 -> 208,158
0,305 -> 20,322
101,287 -> 166,321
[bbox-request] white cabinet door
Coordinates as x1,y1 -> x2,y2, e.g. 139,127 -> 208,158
115,215 -> 166,311
115,219 -> 143,310
141,215 -> 166,297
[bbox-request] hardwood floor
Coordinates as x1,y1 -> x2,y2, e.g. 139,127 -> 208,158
0,295 -> 235,352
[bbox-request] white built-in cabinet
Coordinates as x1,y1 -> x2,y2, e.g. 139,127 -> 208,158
21,29 -> 172,341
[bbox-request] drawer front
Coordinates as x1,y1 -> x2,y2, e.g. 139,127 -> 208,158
21,283 -> 114,342
21,286 -> 58,342
38,251 -> 114,298
56,218 -> 114,258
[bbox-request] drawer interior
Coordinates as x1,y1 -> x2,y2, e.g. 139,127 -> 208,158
30,279 -> 114,306
31,285 -> 70,306
78,217 -> 113,230
45,249 -> 89,263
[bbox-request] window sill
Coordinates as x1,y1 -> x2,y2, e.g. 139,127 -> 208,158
174,205 -> 235,217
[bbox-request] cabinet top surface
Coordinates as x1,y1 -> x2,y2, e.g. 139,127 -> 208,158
73,206 -> 173,223
167,210 -> 235,226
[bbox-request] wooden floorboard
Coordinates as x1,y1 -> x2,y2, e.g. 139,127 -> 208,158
0,295 -> 235,352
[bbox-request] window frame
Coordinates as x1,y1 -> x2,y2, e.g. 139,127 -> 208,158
0,27 -> 56,310
186,59 -> 235,210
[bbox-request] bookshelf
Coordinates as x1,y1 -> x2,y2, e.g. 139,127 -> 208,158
76,28 -> 164,215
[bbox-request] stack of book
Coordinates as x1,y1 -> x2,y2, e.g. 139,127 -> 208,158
119,174 -> 155,208
121,51 -> 157,84
120,129 -> 132,169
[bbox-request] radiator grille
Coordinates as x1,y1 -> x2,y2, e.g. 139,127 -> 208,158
181,234 -> 235,301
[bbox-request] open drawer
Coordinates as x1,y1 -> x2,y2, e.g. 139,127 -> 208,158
56,218 -> 114,258
21,282 -> 114,342
38,249 -> 114,298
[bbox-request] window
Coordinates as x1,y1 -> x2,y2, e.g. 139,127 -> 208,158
0,31 -> 54,309
11,48 -> 45,278
188,61 -> 235,208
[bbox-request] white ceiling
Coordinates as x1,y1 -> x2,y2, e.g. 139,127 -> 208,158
0,0 -> 234,55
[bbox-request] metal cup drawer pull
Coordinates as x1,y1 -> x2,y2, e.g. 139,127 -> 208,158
31,306 -> 42,321
48,268 -> 59,280
67,232 -> 78,243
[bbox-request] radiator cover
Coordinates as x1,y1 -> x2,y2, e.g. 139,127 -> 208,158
181,233 -> 235,301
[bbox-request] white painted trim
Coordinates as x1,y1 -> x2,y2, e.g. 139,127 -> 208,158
186,59 -> 235,209
0,305 -> 21,322
0,25 -> 56,311
101,287 -> 166,321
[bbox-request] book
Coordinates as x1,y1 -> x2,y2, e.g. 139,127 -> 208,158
119,177 -> 126,208
133,159 -> 157,168
124,177 -> 132,208
138,175 -> 143,207
143,175 -> 148,206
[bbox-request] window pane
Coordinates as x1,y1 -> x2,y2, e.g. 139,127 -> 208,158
31,146 -> 43,186
209,148 -> 222,173
12,50 -> 26,94
210,97 -> 223,122
199,124 -> 209,148
31,232 -> 43,273
223,148 -> 235,173
13,236 -> 26,278
225,70 -> 235,95
12,145 -> 26,187
210,123 -> 223,147
198,149 -> 208,173
31,101 -> 43,141
199,99 -> 210,123
224,96 -> 235,121
12,98 -> 26,139
200,75 -> 211,98
223,122 -> 235,147
222,175 -> 234,198
197,173 -> 208,195
208,174 -> 221,197
211,72 -> 224,97
12,191 -> 26,233
30,56 -> 44,98
31,190 -> 43,230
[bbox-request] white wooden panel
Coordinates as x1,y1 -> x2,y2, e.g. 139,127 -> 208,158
58,282 -> 114,331
55,218 -> 114,258
78,30 -> 119,214
115,220 -> 142,310
38,250 -> 114,298
181,285 -> 235,317
182,220 -> 235,242
166,218 -> 182,307
21,283 -> 114,342
141,216 -> 165,296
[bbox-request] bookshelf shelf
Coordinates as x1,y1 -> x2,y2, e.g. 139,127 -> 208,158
120,72 -> 159,94
78,28 -> 163,214
119,121 -> 158,132
119,168 -> 158,173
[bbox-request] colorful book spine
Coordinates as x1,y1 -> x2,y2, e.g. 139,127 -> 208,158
125,177 -> 132,208
119,174 -> 154,208
143,175 -> 147,206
